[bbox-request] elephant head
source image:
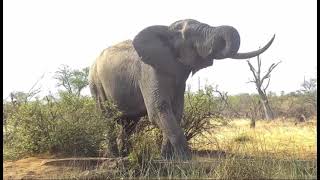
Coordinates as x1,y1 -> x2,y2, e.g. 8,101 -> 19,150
133,19 -> 275,75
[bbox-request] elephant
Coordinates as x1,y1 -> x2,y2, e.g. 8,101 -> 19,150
88,19 -> 275,160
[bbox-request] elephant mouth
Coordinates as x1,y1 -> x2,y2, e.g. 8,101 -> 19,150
191,58 -> 213,75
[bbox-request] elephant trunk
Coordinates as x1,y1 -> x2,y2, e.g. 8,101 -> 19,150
193,25 -> 241,60
198,26 -> 275,60
210,26 -> 241,59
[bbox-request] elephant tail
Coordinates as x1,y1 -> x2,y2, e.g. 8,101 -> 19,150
88,63 -> 98,98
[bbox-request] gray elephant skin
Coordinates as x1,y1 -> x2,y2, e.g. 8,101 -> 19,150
88,19 -> 275,160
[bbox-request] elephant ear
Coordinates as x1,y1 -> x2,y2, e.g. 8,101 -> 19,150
133,25 -> 181,75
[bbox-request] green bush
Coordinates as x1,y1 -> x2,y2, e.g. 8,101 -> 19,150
127,125 -> 162,176
3,85 -> 227,160
3,92 -> 121,159
183,86 -> 228,141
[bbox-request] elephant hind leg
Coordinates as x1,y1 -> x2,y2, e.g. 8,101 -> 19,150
90,80 -> 120,157
89,80 -> 103,111
118,117 -> 140,157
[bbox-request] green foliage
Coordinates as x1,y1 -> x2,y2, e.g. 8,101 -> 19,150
4,92 -> 121,159
54,65 -> 89,96
127,126 -> 162,176
182,85 -> 228,141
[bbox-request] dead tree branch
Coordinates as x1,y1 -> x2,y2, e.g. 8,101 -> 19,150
247,55 -> 281,120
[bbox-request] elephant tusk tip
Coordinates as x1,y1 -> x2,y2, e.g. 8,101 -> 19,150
269,34 -> 276,42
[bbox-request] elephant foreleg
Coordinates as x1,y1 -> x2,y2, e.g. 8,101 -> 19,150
161,134 -> 174,159
161,85 -> 186,159
139,70 -> 191,160
156,103 -> 191,160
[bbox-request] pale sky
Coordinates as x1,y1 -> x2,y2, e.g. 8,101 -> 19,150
3,0 -> 317,99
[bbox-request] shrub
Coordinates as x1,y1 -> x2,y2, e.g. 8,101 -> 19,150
3,92 -> 121,159
270,92 -> 317,119
127,125 -> 162,177
182,86 -> 228,141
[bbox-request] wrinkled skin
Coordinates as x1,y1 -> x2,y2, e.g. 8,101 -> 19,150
89,19 -> 275,160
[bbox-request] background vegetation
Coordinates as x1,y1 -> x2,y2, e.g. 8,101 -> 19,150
3,65 -> 317,179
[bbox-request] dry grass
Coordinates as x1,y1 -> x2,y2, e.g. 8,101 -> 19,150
191,117 -> 317,160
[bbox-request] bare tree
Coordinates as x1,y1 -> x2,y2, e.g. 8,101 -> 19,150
247,55 -> 281,120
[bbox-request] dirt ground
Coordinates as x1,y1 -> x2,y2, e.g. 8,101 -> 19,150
3,155 -> 88,179
5,156 -> 49,179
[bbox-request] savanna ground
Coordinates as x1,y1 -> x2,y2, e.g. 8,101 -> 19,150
4,117 -> 317,179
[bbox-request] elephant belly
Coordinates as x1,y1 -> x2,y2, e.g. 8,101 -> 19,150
97,63 -> 147,118
95,40 -> 147,119
106,80 -> 147,118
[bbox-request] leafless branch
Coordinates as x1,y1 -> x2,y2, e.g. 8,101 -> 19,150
212,87 -> 240,118
246,79 -> 256,84
263,76 -> 271,93
247,60 -> 258,82
257,55 -> 261,80
261,61 -> 281,84
27,72 -> 45,95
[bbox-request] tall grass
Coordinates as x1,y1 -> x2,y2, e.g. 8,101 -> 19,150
37,152 -> 316,179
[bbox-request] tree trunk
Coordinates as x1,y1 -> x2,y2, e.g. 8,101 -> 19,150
250,118 -> 256,128
260,97 -> 274,120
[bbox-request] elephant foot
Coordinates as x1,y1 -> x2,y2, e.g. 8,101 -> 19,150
161,151 -> 173,160
172,148 -> 192,161
119,139 -> 133,157
161,142 -> 191,160
161,149 -> 192,161
103,149 -> 119,158
119,148 -> 130,157
161,143 -> 174,160
161,135 -> 192,161
104,139 -> 120,158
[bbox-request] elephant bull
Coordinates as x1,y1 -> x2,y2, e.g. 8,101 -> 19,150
88,19 -> 275,160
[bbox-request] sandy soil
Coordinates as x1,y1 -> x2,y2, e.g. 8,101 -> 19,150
3,155 -> 84,179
